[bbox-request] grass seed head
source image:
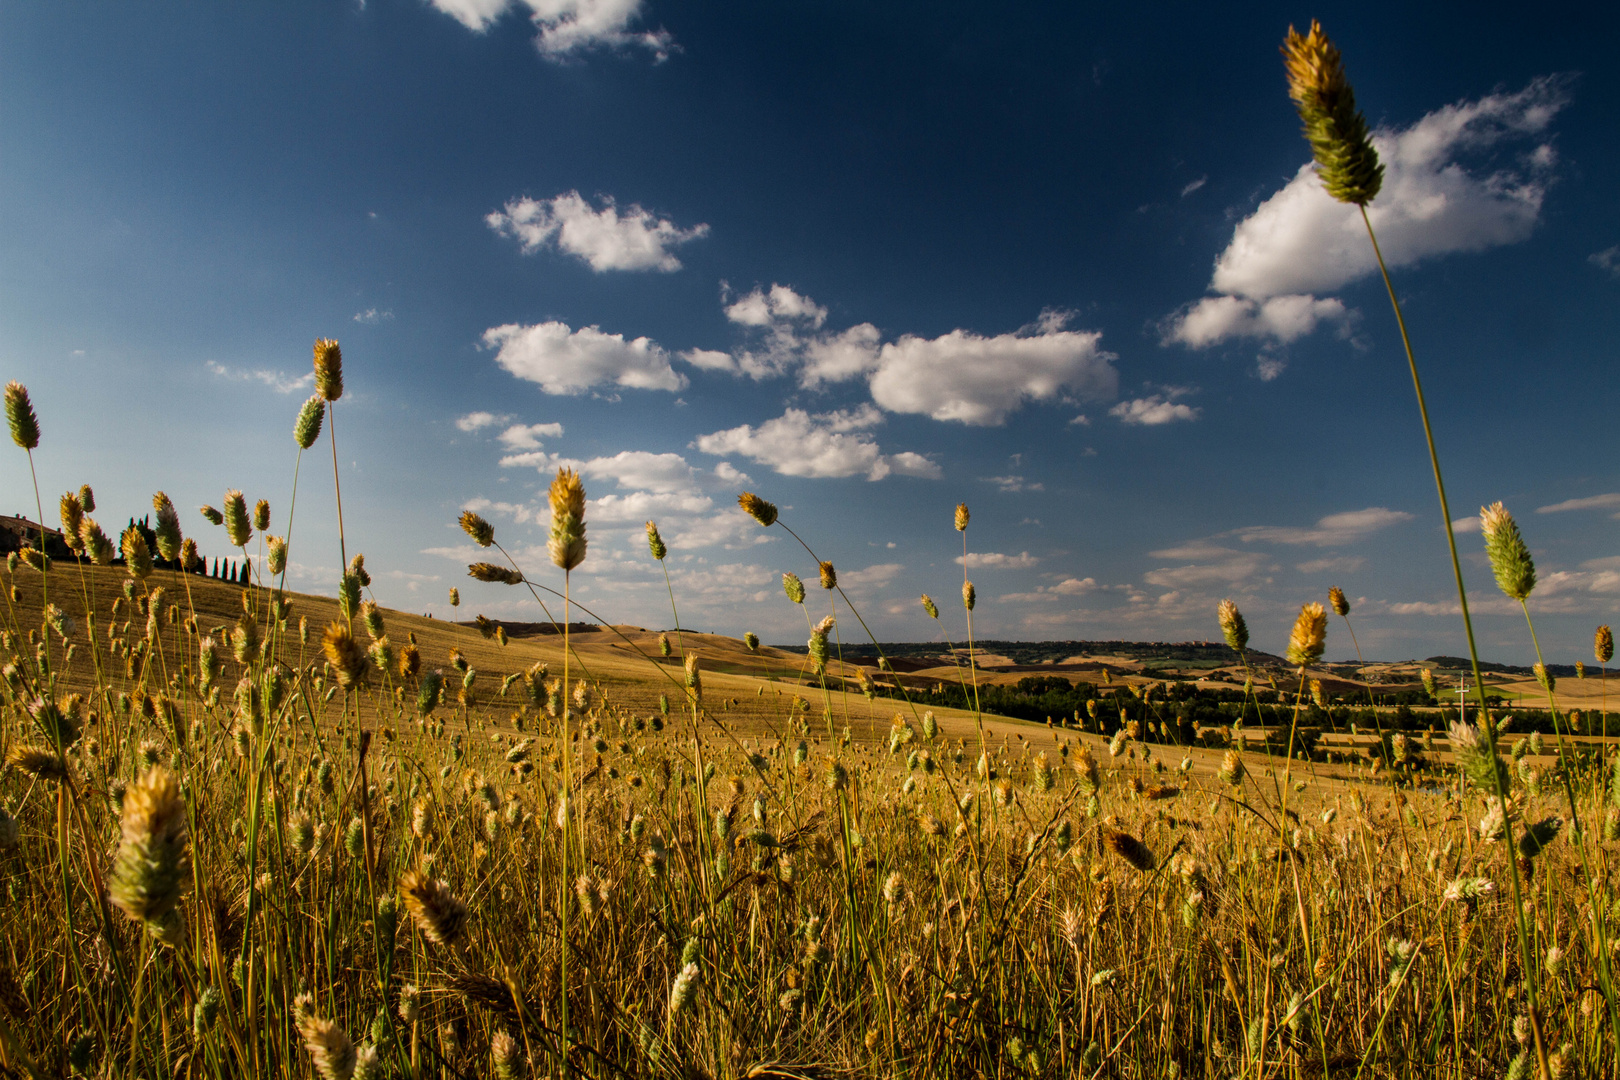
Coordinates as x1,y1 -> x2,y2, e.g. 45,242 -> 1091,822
200,504 -> 223,526
109,766 -> 191,930
459,510 -> 494,547
547,467 -> 587,571
1281,21 -> 1383,206
253,499 -> 269,531
1218,749 -> 1246,787
120,525 -> 155,580
267,535 -> 287,576
323,622 -> 368,689
818,561 -> 837,590
783,572 -> 806,604
1597,625 -> 1613,664
314,338 -> 344,402
4,381 -> 39,449
737,491 -> 778,527
298,1010 -> 357,1080
646,519 -> 667,560
59,493 -> 85,553
962,580 -> 976,612
399,867 -> 468,947
1104,829 -> 1155,873
80,518 -> 114,565
744,631 -> 759,651
1328,586 -> 1349,617
180,537 -> 201,572
921,593 -> 938,619
468,562 -> 523,585
1285,602 -> 1327,668
7,743 -> 67,782
1480,502 -> 1536,601
294,394 -> 325,449
954,503 -> 969,532
223,490 -> 252,548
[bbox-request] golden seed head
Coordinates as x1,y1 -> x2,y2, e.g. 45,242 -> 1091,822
685,652 -> 703,700
1281,21 -> 1383,206
738,491 -> 778,527
646,520 -> 667,560
151,492 -> 183,563
266,535 -> 287,576
1534,662 -> 1555,693
819,561 -> 837,590
7,743 -> 67,782
398,642 -> 421,679
921,593 -> 938,619
1480,502 -> 1536,601
448,586 -> 460,608
322,622 -> 369,689
1216,598 -> 1249,653
1598,626 -> 1614,665
1218,749 -> 1246,787
459,510 -> 494,547
200,504 -> 224,526
1328,586 -> 1349,617
1104,829 -> 1155,873
962,580 -> 976,612
121,525 -> 155,580
253,499 -> 270,532
313,338 -> 344,402
783,572 -> 806,604
80,518 -> 114,566
109,767 -> 191,929
1421,668 -> 1436,697
399,867 -> 467,947
547,467 -> 587,571
1285,602 -> 1327,669
1310,678 -> 1325,709
294,394 -> 326,449
222,490 -> 252,548
4,381 -> 39,450
297,1009 -> 358,1080
59,493 -> 85,553
954,503 -> 969,532
468,562 -> 523,585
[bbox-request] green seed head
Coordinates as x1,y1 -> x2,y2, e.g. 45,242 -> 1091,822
294,395 -> 325,449
1480,502 -> 1536,602
4,381 -> 40,450
1282,21 -> 1384,206
222,490 -> 252,548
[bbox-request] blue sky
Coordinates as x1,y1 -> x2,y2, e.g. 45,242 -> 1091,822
2,1 -> 1616,663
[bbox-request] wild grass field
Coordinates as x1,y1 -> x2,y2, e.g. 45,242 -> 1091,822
2,21 -> 1617,1080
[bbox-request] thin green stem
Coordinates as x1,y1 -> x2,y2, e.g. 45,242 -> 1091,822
1361,204 -> 1550,1079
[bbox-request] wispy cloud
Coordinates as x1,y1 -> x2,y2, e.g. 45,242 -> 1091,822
955,551 -> 1039,569
1110,386 -> 1200,426
1179,175 -> 1207,197
1235,507 -> 1413,546
206,361 -> 313,395
1536,492 -> 1620,514
353,308 -> 393,324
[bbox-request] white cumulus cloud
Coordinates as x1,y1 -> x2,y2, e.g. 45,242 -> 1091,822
496,422 -> 565,450
724,284 -> 827,328
869,313 -> 1117,426
487,192 -> 707,272
1110,395 -> 1199,426
456,411 -> 509,432
1164,294 -> 1349,348
427,0 -> 673,59
1166,77 -> 1569,348
484,321 -> 687,395
693,407 -> 937,481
